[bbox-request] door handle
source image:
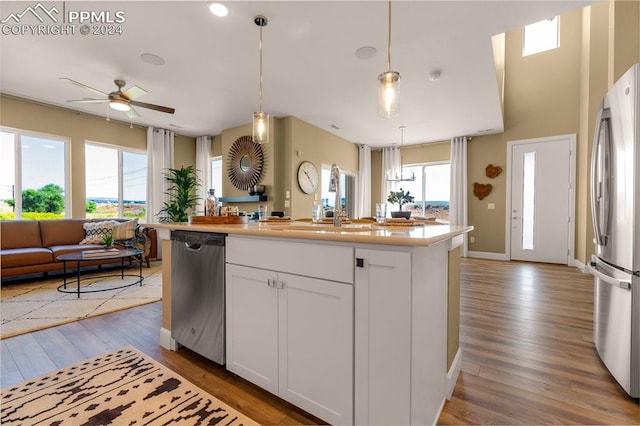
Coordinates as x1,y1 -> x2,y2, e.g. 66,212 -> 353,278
587,263 -> 631,289
267,279 -> 285,289
590,106 -> 611,247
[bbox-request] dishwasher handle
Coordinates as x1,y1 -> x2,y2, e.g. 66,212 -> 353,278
185,242 -> 203,251
171,230 -> 226,246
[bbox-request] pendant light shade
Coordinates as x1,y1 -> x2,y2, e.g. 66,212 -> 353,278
253,15 -> 269,144
253,111 -> 269,144
378,71 -> 400,118
378,0 -> 400,118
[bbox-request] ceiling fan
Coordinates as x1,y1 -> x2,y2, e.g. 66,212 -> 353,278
61,78 -> 175,118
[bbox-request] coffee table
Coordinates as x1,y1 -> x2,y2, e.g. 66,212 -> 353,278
56,248 -> 144,298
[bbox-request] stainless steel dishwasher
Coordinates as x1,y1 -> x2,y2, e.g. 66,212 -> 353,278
171,230 -> 226,364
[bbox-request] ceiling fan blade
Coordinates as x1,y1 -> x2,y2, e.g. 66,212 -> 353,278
60,78 -> 108,97
67,98 -> 109,103
129,100 -> 175,114
122,85 -> 147,100
125,106 -> 140,119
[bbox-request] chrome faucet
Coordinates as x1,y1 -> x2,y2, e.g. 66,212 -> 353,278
328,163 -> 342,227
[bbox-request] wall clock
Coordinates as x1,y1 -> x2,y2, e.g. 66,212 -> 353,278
297,161 -> 319,194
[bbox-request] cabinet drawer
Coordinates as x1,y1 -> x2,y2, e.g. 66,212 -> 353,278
227,236 -> 353,284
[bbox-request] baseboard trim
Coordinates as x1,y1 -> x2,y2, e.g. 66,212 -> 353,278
446,348 -> 462,400
467,251 -> 509,261
159,327 -> 177,350
573,258 -> 587,273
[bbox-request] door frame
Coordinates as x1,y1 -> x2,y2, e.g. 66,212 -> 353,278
505,134 -> 576,265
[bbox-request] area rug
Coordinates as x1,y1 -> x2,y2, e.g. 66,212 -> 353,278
1,346 -> 258,425
1,263 -> 162,339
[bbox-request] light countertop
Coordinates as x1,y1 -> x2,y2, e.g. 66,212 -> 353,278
150,221 -> 473,247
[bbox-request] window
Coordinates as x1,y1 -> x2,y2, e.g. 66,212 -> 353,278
523,16 -> 559,56
321,166 -> 356,219
85,142 -> 147,219
210,156 -> 223,197
521,152 -> 536,250
392,162 -> 450,222
0,128 -> 69,220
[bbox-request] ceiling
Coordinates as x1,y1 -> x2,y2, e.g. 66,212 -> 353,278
0,1 -> 594,147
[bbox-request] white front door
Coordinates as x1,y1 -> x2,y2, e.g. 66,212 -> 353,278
508,135 -> 574,264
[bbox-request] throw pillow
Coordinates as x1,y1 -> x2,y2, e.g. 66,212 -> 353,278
80,220 -> 117,244
112,218 -> 138,241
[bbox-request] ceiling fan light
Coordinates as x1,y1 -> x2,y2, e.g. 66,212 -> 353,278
378,70 -> 400,118
109,99 -> 130,112
253,111 -> 269,144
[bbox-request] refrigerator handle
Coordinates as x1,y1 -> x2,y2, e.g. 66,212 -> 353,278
587,262 -> 631,290
590,106 -> 612,247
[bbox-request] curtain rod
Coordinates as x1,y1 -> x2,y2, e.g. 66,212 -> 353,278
373,136 -> 472,151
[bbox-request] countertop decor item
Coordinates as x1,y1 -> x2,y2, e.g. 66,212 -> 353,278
387,188 -> 414,219
227,135 -> 264,190
157,165 -> 200,223
189,215 -> 248,224
297,161 -> 319,194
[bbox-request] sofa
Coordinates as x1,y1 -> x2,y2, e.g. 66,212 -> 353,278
0,219 -> 157,279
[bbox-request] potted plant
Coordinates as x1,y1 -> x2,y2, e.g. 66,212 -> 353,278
157,165 -> 200,223
387,188 -> 415,219
101,234 -> 114,248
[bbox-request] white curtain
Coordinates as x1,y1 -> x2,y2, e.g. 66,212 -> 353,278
450,136 -> 468,256
146,127 -> 174,224
195,135 -> 212,215
356,144 -> 372,218
381,146 -> 401,204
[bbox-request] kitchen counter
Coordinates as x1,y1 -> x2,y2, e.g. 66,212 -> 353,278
152,220 -> 471,425
152,220 -> 472,247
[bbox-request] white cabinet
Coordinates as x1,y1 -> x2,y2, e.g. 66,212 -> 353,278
226,236 -> 354,425
277,271 -> 353,425
225,264 -> 279,394
355,244 -> 448,425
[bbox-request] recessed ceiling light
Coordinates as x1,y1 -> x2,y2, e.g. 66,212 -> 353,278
140,53 -> 165,66
355,46 -> 377,60
208,3 -> 228,17
429,70 -> 442,81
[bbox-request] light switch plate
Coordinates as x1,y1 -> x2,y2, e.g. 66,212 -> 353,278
488,203 -> 495,210
286,191 -> 290,199
284,200 -> 290,208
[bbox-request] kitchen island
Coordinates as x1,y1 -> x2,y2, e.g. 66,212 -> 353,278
153,221 -> 472,425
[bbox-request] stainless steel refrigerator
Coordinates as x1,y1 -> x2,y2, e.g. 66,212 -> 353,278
589,62 -> 639,398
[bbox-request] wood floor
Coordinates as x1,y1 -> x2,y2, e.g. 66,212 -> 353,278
2,258 -> 639,424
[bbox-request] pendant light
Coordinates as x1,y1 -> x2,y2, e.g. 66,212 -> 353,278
253,15 -> 269,144
378,0 -> 400,118
387,126 -> 415,182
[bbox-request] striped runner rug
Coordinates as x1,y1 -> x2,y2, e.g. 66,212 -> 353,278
1,346 -> 258,425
